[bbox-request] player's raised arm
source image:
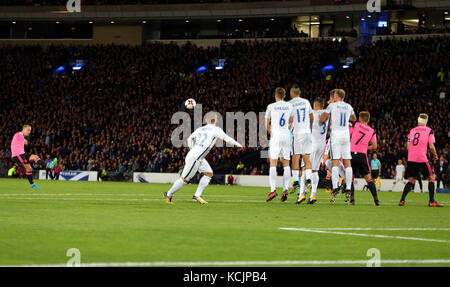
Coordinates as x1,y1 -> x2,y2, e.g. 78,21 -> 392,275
215,127 -> 242,148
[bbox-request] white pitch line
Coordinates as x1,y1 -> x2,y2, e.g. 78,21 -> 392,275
3,259 -> 450,267
280,228 -> 450,243
306,228 -> 450,231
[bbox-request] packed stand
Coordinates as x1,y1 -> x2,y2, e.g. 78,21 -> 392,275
0,36 -> 448,180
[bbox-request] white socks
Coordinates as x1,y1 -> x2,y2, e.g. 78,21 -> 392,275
311,172 -> 319,198
345,167 -> 353,190
327,159 -> 345,178
167,178 -> 186,197
304,168 -> 312,181
194,175 -> 211,198
269,167 -> 277,192
325,159 -> 332,171
299,172 -> 306,196
332,166 -> 339,189
292,169 -> 299,183
339,163 -> 346,178
283,166 -> 291,191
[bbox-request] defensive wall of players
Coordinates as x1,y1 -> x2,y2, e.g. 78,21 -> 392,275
36,169 -> 437,193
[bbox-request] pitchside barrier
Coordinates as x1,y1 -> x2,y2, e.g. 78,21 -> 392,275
36,170 -> 433,193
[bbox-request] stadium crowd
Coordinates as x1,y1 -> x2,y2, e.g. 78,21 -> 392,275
0,36 -> 449,181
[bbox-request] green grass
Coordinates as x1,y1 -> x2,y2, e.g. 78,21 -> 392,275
0,178 -> 449,267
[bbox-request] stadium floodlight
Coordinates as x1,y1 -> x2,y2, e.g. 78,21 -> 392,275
56,66 -> 65,72
321,65 -> 334,72
342,65 -> 350,69
378,20 -> 388,27
195,66 -> 208,73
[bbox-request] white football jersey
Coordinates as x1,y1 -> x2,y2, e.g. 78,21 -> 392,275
311,109 -> 328,146
265,100 -> 294,137
395,164 -> 405,177
289,97 -> 313,135
187,124 -> 242,160
325,101 -> 355,139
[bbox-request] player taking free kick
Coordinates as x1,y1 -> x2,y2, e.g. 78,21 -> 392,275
11,125 -> 58,189
164,113 -> 242,205
399,114 -> 443,207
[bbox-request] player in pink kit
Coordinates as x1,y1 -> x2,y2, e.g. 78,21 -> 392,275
399,114 -> 443,207
11,125 -> 57,189
349,111 -> 379,205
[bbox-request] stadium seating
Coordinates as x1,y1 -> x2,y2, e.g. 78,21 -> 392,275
0,36 -> 448,178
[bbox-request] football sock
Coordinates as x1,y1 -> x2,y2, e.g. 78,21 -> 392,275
345,167 -> 353,190
325,159 -> 332,171
283,166 -> 291,191
304,169 -> 312,181
401,181 -> 414,201
339,163 -> 346,178
311,172 -> 319,197
292,169 -> 299,184
167,178 -> 186,197
269,167 -> 277,192
299,172 -> 306,196
418,178 -> 423,191
392,181 -> 396,190
368,180 -> 379,201
332,166 -> 339,189
428,180 -> 435,202
194,175 -> 211,198
26,172 -> 34,184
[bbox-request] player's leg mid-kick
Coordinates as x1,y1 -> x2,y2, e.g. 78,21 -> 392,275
10,124 -> 58,189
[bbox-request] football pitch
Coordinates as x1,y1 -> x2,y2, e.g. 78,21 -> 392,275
0,178 -> 449,267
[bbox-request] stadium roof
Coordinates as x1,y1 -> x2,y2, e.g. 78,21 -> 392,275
0,0 -> 449,21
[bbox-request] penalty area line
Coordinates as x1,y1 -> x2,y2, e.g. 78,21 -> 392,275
279,228 -> 450,243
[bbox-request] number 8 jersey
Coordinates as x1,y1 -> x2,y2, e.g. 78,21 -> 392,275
407,126 -> 435,163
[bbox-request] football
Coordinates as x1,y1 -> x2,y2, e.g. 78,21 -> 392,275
184,98 -> 196,110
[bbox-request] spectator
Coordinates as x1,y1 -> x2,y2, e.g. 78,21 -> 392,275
435,155 -> 448,188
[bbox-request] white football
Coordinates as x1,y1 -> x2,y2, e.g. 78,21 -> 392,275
184,98 -> 196,110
